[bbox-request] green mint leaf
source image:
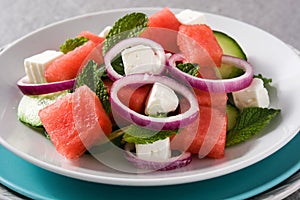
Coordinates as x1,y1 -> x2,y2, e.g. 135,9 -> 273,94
103,12 -> 148,54
123,125 -> 177,144
95,78 -> 111,115
75,60 -> 111,115
176,63 -> 199,77
60,36 -> 89,54
111,55 -> 125,75
254,74 -> 272,88
75,60 -> 100,91
226,107 -> 281,147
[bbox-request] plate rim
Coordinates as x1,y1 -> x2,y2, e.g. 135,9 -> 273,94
1,133 -> 300,199
1,7 -> 300,186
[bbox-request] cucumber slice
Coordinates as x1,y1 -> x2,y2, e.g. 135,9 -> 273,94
17,91 -> 68,127
226,103 -> 240,131
218,63 -> 245,79
213,31 -> 247,79
213,31 -> 247,60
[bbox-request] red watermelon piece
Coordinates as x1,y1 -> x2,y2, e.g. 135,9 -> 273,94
117,84 -> 152,114
172,87 -> 227,159
178,24 -> 223,67
39,85 -> 112,159
148,7 -> 181,31
193,88 -> 227,109
141,7 -> 181,53
78,31 -> 105,44
178,88 -> 227,112
78,31 -> 105,64
171,106 -> 227,158
45,40 -> 103,82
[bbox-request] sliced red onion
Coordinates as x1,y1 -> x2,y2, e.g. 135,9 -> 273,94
167,54 -> 254,93
110,74 -> 199,130
168,53 -> 186,64
104,37 -> 166,81
17,76 -> 75,95
124,143 -> 192,171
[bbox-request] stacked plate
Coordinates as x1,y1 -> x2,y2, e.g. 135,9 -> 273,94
1,8 -> 300,199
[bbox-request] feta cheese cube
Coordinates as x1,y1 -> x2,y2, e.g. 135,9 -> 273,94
176,9 -> 206,25
121,45 -> 163,75
145,82 -> 179,116
24,50 -> 63,84
98,26 -> 112,38
135,137 -> 171,161
232,78 -> 270,110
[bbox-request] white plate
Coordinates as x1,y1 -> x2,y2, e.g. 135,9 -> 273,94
1,8 -> 300,186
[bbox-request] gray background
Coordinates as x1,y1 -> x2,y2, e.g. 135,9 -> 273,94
0,0 -> 299,199
1,0 -> 300,50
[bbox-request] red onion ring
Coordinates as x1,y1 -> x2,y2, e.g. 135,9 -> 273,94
104,37 -> 167,81
110,74 -> 199,130
167,54 -> 254,93
17,76 -> 75,95
124,143 -> 192,171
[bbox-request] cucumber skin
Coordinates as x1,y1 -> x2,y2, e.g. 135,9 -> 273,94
17,91 -> 68,127
213,31 -> 247,79
226,104 -> 240,131
213,31 -> 247,60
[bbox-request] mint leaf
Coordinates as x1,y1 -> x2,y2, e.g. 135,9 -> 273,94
75,60 -> 111,114
226,107 -> 280,147
177,63 -> 199,77
60,36 -> 89,54
95,77 -> 111,115
111,55 -> 125,75
103,12 -> 148,54
75,60 -> 101,91
123,125 -> 177,144
254,74 -> 272,88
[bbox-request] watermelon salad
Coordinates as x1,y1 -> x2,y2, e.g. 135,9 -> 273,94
16,7 -> 281,171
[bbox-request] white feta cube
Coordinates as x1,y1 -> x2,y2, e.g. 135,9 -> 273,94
176,9 -> 206,25
98,26 -> 112,38
24,50 -> 63,84
145,82 -> 179,116
121,45 -> 163,75
135,137 -> 171,161
232,78 -> 270,110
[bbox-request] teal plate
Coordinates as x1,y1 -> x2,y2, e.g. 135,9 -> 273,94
1,132 -> 300,200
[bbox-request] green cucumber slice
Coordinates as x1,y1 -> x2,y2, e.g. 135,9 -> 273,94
214,31 -> 247,79
214,31 -> 247,60
17,91 -> 68,127
226,103 -> 240,131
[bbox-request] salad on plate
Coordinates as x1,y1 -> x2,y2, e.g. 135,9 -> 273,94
16,7 -> 280,172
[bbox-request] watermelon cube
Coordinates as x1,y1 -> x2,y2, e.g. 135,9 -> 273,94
39,85 -> 112,159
